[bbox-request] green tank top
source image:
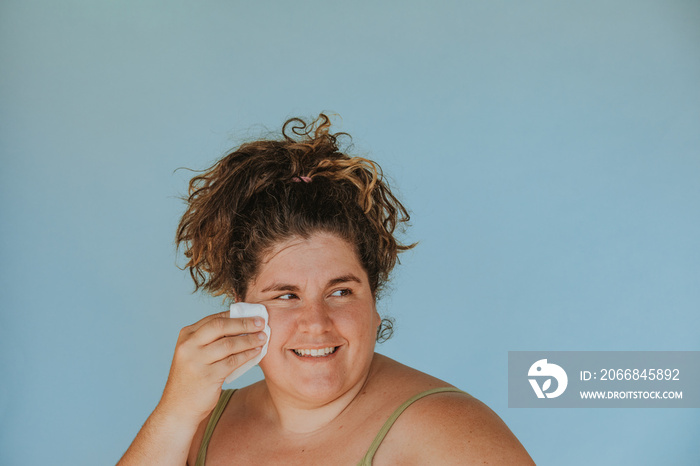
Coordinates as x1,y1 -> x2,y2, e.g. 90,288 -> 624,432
195,386 -> 466,466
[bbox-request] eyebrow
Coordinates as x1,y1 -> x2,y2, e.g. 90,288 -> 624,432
327,274 -> 363,287
260,283 -> 300,293
260,274 -> 363,294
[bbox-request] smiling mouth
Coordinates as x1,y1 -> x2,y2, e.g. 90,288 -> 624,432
292,347 -> 339,357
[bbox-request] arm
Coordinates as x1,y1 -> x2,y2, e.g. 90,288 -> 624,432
117,311 -> 267,465
116,405 -> 203,466
389,392 -> 534,465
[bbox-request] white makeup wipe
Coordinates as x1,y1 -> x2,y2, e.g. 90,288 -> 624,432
224,302 -> 271,384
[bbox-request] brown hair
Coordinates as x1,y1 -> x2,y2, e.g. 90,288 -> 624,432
176,114 -> 414,340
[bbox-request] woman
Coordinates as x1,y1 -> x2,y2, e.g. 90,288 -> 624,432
118,115 -> 534,465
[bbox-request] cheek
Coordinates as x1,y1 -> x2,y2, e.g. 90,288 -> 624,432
363,305 -> 381,333
265,310 -> 293,344
332,310 -> 379,338
258,316 -> 288,371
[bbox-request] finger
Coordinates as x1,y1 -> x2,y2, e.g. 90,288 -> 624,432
192,316 -> 265,346
210,345 -> 264,379
203,332 -> 268,363
187,310 -> 230,333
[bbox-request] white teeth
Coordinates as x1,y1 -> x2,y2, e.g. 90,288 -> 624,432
293,347 -> 337,357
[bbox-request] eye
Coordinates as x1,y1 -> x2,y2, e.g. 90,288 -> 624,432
277,293 -> 298,300
331,289 -> 352,297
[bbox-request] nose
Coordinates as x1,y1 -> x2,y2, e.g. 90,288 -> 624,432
297,298 -> 333,334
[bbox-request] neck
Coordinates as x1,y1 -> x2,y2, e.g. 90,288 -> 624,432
260,353 -> 380,434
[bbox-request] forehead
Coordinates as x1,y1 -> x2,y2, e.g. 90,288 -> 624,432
253,233 -> 365,284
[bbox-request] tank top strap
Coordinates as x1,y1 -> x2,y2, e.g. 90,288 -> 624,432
358,386 -> 467,466
195,389 -> 237,466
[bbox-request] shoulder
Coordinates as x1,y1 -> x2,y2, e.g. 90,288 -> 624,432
378,390 -> 534,465
186,413 -> 209,466
186,388 -> 240,466
368,356 -> 533,465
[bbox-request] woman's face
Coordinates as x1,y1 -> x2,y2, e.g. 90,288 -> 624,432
246,232 -> 381,404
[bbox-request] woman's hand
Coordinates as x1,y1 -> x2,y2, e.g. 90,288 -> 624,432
157,310 -> 267,425
117,311 -> 267,465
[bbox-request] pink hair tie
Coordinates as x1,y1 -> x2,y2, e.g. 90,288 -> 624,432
292,176 -> 312,183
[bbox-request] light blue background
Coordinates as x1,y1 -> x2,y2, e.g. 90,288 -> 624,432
1,1 -> 698,465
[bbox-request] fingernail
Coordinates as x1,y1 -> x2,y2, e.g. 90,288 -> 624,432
257,332 -> 267,341
253,317 -> 263,327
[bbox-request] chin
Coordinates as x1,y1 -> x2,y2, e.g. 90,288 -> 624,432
295,384 -> 343,403
261,360 -> 364,404
264,368 -> 344,399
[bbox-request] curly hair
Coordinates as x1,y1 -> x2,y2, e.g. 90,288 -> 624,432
176,114 -> 414,341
